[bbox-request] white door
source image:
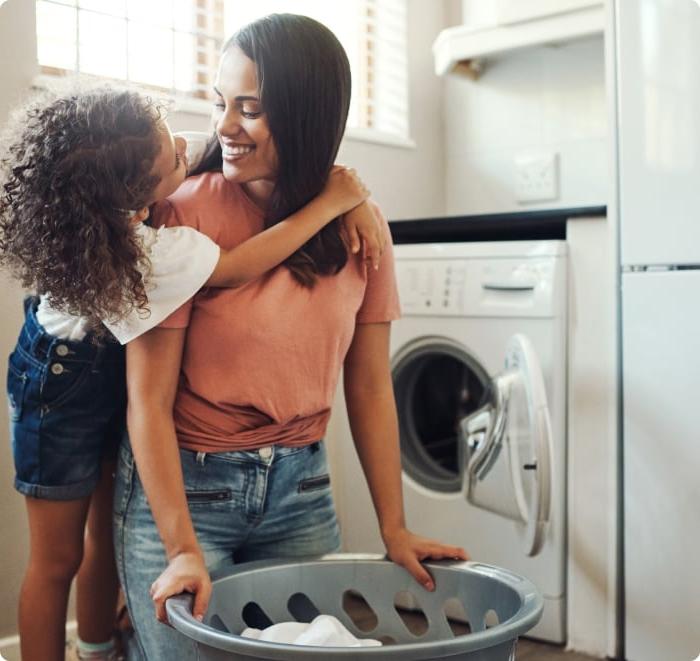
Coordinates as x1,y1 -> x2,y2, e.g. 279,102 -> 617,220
617,0 -> 700,265
461,334 -> 554,556
623,270 -> 700,661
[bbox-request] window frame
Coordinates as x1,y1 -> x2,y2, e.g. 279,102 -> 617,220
33,0 -> 415,149
34,0 -> 224,102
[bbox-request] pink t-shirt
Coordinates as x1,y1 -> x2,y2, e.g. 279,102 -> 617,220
152,172 -> 401,452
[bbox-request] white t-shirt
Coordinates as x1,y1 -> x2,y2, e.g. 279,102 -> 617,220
36,131 -> 219,344
37,222 -> 220,344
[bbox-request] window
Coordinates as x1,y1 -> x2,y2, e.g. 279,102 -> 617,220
36,0 -> 223,99
35,0 -> 410,142
225,0 -> 410,141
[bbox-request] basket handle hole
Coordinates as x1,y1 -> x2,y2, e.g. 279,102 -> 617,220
442,597 -> 472,637
241,602 -> 273,629
287,592 -> 321,623
377,635 -> 398,646
394,590 -> 429,636
342,589 -> 378,632
209,614 -> 231,633
484,609 -> 500,629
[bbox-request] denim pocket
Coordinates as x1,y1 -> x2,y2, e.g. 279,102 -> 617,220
298,474 -> 331,493
7,354 -> 28,422
186,488 -> 233,505
40,359 -> 92,409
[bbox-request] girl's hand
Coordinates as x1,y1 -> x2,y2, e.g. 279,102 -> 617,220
322,165 -> 370,217
150,550 -> 212,624
341,201 -> 386,270
383,527 -> 469,591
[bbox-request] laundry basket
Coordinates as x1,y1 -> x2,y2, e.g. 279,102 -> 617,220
166,554 -> 543,661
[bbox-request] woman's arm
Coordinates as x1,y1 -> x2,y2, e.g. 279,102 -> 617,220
126,327 -> 211,622
343,322 -> 468,590
206,167 -> 384,288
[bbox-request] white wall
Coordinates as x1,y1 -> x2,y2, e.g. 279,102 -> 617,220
566,215 -> 618,658
0,0 -> 40,644
0,0 -> 447,648
444,34 -> 608,215
338,2 -> 447,220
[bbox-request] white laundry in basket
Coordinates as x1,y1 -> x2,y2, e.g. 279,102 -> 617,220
241,614 -> 382,647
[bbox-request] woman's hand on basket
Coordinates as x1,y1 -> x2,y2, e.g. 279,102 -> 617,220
150,550 -> 212,624
383,527 -> 469,591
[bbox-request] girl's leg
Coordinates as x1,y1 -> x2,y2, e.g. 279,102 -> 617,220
76,459 -> 120,646
19,495 -> 91,661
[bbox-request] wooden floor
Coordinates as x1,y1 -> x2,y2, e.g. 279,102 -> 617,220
517,638 -> 599,660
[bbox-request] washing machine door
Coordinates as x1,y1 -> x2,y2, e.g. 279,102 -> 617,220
392,337 -> 493,494
460,334 -> 553,557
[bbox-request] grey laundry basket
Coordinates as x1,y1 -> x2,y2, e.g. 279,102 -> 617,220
166,554 -> 543,661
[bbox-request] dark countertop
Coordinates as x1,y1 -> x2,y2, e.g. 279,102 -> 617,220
389,206 -> 606,244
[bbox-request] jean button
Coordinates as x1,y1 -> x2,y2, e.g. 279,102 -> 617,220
258,446 -> 272,460
55,344 -> 69,357
51,363 -> 64,375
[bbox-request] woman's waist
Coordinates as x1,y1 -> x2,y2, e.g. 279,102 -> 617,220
172,395 -> 332,452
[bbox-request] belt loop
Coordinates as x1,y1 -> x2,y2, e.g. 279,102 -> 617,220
310,442 -> 320,453
196,451 -> 206,466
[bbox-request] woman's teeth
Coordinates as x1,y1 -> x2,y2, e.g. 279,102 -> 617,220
222,145 -> 254,157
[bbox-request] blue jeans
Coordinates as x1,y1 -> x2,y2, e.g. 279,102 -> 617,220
7,296 -> 125,500
113,438 -> 341,660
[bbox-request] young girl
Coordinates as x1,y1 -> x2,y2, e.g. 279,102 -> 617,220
0,87 -> 382,661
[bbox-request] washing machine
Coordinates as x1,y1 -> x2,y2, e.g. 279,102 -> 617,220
331,240 -> 567,643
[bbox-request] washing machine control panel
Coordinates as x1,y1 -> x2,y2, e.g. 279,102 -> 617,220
397,261 -> 467,314
396,258 -> 560,318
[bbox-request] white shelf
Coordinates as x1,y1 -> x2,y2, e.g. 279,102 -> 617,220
433,3 -> 605,76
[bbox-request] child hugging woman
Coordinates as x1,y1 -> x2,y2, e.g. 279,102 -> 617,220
0,86 -> 382,661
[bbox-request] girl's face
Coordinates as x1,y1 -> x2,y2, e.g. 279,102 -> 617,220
212,46 -> 278,205
150,122 -> 188,203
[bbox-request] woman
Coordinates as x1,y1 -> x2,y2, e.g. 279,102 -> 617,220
115,14 -> 467,659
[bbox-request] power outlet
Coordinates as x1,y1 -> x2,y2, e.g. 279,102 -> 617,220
514,152 -> 559,203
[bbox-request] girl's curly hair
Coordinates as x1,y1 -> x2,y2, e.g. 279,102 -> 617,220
0,87 -> 167,331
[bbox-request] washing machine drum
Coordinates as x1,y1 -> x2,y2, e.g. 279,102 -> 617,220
392,334 -> 553,557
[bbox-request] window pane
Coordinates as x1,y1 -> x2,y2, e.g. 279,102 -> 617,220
79,10 -> 127,79
37,1 -> 77,70
128,22 -> 173,89
193,37 -> 221,98
224,1 -> 362,126
173,32 -> 196,92
173,0 -> 197,32
127,0 -> 173,27
78,0 -> 125,16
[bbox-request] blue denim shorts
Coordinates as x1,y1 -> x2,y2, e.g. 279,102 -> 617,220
7,296 -> 126,500
114,438 -> 341,661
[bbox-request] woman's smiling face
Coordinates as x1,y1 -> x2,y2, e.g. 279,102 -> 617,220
212,46 -> 278,204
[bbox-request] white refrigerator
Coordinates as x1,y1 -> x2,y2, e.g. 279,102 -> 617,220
616,1 -> 700,659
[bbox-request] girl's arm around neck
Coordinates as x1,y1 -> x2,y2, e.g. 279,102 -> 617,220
205,167 -> 383,288
126,327 -> 211,621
